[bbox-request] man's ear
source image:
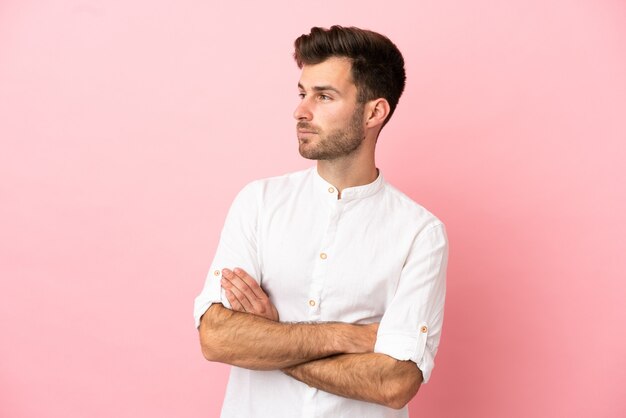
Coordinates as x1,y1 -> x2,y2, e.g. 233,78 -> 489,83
365,98 -> 391,129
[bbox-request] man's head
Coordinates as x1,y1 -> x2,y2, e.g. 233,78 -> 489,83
294,26 -> 406,127
294,56 -> 367,160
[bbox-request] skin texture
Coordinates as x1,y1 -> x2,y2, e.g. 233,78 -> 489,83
220,268 -> 423,409
294,57 -> 389,195
282,354 -> 422,410
199,305 -> 378,371
221,268 -> 279,321
296,70 -> 366,161
200,270 -> 378,370
199,57 -> 422,409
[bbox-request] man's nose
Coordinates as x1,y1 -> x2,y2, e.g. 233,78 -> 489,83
293,99 -> 313,121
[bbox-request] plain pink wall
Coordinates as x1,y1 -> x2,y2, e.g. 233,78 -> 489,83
1,0 -> 625,417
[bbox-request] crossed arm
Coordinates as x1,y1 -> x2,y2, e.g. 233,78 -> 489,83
198,268 -> 422,409
199,301 -> 378,370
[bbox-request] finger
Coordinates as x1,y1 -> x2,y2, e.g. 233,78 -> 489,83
230,269 -> 269,315
233,268 -> 268,300
224,289 -> 245,312
225,269 -> 260,302
223,269 -> 275,318
225,278 -> 266,315
224,279 -> 255,312
223,269 -> 251,293
224,271 -> 270,316
221,271 -> 254,311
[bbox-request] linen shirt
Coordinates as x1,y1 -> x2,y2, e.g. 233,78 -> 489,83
194,167 -> 448,418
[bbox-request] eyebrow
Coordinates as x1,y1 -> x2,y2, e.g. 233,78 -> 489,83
298,83 -> 342,95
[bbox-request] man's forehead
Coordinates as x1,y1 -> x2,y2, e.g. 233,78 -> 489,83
298,57 -> 355,90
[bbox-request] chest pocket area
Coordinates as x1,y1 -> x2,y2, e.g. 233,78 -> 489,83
320,243 -> 404,323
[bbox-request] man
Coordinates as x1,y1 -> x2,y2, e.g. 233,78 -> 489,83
194,26 -> 448,418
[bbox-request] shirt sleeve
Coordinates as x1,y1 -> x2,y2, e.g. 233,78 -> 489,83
193,181 -> 261,328
373,222 -> 448,383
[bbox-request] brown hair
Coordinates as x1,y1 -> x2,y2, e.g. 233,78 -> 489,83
294,25 -> 406,125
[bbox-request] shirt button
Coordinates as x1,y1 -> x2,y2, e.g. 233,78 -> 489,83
320,252 -> 327,260
213,270 -> 220,276
328,187 -> 335,193
309,299 -> 316,307
421,325 -> 428,333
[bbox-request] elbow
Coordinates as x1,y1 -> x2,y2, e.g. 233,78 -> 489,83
385,392 -> 416,410
198,304 -> 231,362
384,381 -> 421,410
200,334 -> 217,362
199,318 -> 217,362
382,366 -> 423,410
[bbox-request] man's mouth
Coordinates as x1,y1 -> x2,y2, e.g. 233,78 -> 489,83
297,122 -> 318,135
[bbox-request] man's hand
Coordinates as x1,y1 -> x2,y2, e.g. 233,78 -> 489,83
221,268 -> 279,322
201,267 -> 379,373
199,304 -> 377,370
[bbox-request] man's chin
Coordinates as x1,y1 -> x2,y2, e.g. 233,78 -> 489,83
298,147 -> 319,160
298,144 -> 325,160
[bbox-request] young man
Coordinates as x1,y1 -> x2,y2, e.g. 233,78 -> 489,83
194,26 -> 448,417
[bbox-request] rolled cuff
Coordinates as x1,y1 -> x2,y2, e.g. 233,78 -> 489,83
193,268 -> 231,328
374,322 -> 435,383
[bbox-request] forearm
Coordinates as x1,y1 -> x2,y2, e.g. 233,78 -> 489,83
283,353 -> 422,409
199,303 -> 376,370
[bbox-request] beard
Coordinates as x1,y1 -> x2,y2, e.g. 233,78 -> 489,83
297,105 -> 366,160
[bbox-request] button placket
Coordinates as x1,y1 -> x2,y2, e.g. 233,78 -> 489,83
308,201 -> 343,320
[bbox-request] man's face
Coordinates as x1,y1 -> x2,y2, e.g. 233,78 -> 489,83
294,57 -> 366,160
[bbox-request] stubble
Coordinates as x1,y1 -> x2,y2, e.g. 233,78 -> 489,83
298,105 -> 366,161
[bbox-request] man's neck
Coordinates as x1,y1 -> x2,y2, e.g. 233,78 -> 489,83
316,154 -> 378,198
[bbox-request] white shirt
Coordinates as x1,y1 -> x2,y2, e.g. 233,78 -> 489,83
194,167 -> 448,418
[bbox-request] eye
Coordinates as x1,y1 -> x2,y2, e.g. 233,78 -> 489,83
318,94 -> 331,101
298,92 -> 306,99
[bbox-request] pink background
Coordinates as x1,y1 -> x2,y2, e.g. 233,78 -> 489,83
1,1 -> 625,417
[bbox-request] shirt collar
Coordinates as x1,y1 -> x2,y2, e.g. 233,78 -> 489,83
311,166 -> 385,201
